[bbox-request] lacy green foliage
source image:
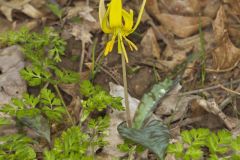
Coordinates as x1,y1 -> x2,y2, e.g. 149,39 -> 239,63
0,28 -> 80,87
44,117 -> 110,160
0,134 -> 36,160
1,89 -> 66,123
80,80 -> 124,122
167,128 -> 240,160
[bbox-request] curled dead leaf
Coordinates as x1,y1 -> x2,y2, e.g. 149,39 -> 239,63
211,5 -> 240,70
140,27 -> 161,59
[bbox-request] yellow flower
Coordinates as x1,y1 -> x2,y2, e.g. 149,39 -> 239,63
99,0 -> 146,63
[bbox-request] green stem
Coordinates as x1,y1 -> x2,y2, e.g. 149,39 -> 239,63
54,85 -> 74,125
121,53 -> 132,127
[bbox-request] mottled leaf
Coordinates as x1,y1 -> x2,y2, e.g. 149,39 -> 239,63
118,120 -> 170,159
133,78 -> 175,129
18,114 -> 50,143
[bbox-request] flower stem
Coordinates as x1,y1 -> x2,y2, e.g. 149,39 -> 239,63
121,53 -> 132,127
54,85 -> 74,125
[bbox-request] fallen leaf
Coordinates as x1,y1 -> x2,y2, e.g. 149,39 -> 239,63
102,82 -> 139,157
65,1 -> 96,22
70,24 -> 92,43
18,114 -> 50,143
140,27 -> 161,59
118,120 -> 170,160
0,46 -> 26,105
211,5 -> 240,70
0,0 -> 43,21
157,14 -> 212,38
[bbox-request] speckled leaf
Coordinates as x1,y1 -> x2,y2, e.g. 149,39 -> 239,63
18,114 -> 50,143
118,120 -> 170,159
133,78 -> 175,129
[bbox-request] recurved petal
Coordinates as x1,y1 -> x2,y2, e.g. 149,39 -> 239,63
130,0 -> 146,33
99,0 -> 106,25
101,7 -> 112,33
122,9 -> 134,33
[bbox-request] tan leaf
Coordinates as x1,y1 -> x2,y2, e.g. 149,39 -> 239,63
157,14 -> 212,38
0,5 -> 13,21
0,46 -> 26,105
22,3 -> 43,19
140,27 -> 161,59
70,24 -> 92,43
212,5 -> 240,70
0,0 -> 43,21
65,1 -> 96,22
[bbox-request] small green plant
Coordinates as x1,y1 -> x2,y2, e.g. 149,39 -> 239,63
167,128 -> 240,160
79,80 -> 124,122
0,28 -> 124,159
0,134 -> 36,160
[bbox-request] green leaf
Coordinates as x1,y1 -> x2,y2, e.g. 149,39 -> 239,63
167,143 -> 183,158
0,134 -> 36,160
118,120 -> 170,160
207,133 -> 218,154
185,147 -> 203,159
47,2 -> 63,19
41,106 -> 65,122
20,66 -> 51,86
217,130 -> 232,144
181,130 -> 193,145
80,80 -> 95,97
231,136 -> 240,151
133,78 -> 175,129
0,118 -> 12,126
17,114 -> 50,143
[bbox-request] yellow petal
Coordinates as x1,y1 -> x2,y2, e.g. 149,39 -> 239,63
99,0 -> 106,25
122,9 -> 134,34
130,0 -> 146,33
109,0 -> 122,28
102,7 -> 112,33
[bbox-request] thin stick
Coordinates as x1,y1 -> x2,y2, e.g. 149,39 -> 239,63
54,85 -> 74,125
179,79 -> 240,96
121,53 -> 132,127
79,41 -> 85,73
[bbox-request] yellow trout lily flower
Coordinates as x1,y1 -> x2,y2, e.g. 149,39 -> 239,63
99,0 -> 146,63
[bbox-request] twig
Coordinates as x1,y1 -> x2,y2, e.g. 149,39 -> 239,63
79,41 -> 85,73
179,79 -> 240,96
219,84 -> 240,96
54,85 -> 74,125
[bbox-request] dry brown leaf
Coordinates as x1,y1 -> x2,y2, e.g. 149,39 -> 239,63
70,24 -> 92,43
157,14 -> 212,38
65,1 -> 96,22
212,5 -> 240,70
0,45 -> 26,106
160,0 -> 206,14
102,82 -> 139,157
146,0 -> 162,18
195,98 -> 239,130
140,27 -> 161,59
0,0 -> 43,21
